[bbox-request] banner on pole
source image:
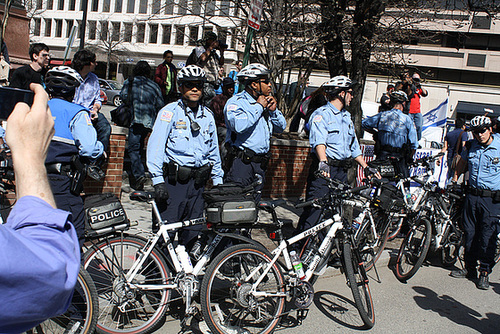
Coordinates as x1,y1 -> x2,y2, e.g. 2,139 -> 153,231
421,98 -> 448,145
248,0 -> 263,31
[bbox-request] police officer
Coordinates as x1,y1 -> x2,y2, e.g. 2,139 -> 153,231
45,66 -> 105,244
298,76 -> 378,233
451,116 -> 500,290
147,65 -> 223,248
224,63 -> 286,202
362,90 -> 418,178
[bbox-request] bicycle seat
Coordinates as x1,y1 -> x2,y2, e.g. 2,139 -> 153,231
130,191 -> 154,202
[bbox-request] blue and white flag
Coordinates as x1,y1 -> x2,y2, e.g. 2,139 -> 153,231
422,98 -> 448,144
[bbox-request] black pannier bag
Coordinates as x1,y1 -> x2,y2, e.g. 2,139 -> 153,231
368,159 -> 396,179
372,183 -> 404,212
84,193 -> 130,237
203,183 -> 257,224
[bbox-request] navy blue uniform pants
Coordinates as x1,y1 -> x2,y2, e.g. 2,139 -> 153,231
463,194 -> 500,274
156,178 -> 205,249
48,174 -> 85,247
225,157 -> 266,203
297,164 -> 348,233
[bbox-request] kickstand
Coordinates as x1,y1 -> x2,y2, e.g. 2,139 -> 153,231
372,260 -> 382,283
296,309 -> 309,325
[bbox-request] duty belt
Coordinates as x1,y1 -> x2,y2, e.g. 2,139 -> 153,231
46,163 -> 72,175
380,145 -> 403,154
466,186 -> 500,199
164,161 -> 212,186
234,147 -> 271,164
310,154 -> 353,169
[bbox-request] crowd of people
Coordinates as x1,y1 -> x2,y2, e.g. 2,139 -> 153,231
0,33 -> 499,330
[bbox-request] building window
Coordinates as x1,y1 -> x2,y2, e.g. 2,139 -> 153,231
80,0 -> 86,10
178,0 -> 187,15
36,0 -> 43,10
139,0 -> 147,13
206,0 -> 215,16
77,20 -> 82,38
88,21 -> 97,40
69,0 -> 76,10
218,28 -> 227,46
124,23 -> 133,42
33,18 -> 41,36
175,26 -> 185,45
472,15 -> 491,30
467,53 -> 486,67
66,20 -> 74,38
91,0 -> 99,11
203,26 -> 213,39
57,0 -> 64,10
44,19 -> 52,37
115,0 -> 123,12
152,0 -> 160,14
137,23 -> 145,43
149,24 -> 158,44
100,21 -> 109,41
103,0 -> 110,12
47,0 -> 53,10
162,24 -> 172,44
165,0 -> 174,14
54,19 -> 62,37
192,0 -> 201,15
127,0 -> 135,13
220,0 -> 230,16
189,26 -> 198,46
112,22 -> 120,41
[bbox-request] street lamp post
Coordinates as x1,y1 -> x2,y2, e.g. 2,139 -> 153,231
79,0 -> 88,50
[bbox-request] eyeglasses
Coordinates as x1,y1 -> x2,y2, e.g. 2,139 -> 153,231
473,128 -> 488,135
39,53 -> 50,58
258,78 -> 271,84
183,82 -> 204,90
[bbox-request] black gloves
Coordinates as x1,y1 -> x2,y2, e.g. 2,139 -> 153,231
318,161 -> 329,174
154,183 -> 169,202
364,166 -> 379,177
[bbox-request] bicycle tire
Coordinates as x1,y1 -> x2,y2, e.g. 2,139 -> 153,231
83,235 -> 171,334
495,234 -> 500,264
395,217 -> 432,282
342,240 -> 375,328
200,244 -> 285,334
387,215 -> 404,241
355,214 -> 390,271
28,266 -> 98,334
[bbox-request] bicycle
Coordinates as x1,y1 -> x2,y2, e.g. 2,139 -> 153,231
26,266 -> 98,334
200,173 -> 376,334
82,187 -> 263,334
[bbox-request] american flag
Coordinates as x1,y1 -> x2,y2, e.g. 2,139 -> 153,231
357,144 -> 376,186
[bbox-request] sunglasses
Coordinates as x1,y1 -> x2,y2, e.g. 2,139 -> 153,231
473,128 -> 488,135
258,78 -> 271,84
183,82 -> 204,90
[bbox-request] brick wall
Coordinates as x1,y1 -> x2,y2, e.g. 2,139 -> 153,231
84,125 -> 128,197
263,138 -> 312,199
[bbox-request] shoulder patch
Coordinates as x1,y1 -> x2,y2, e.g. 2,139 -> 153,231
227,104 -> 238,111
160,110 -> 174,122
312,115 -> 323,123
84,113 -> 92,125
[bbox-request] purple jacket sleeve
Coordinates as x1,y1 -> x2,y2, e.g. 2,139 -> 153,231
0,196 -> 80,333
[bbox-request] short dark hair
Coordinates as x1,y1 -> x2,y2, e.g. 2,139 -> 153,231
72,49 -> 96,72
29,43 -> 49,61
163,50 -> 173,58
133,60 -> 151,77
455,118 -> 465,129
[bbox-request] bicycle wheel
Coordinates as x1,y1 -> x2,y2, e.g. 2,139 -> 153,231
200,244 -> 285,334
28,267 -> 98,334
355,213 -> 390,271
387,214 -> 404,241
342,240 -> 375,329
495,233 -> 500,264
83,235 -> 171,334
395,217 -> 432,282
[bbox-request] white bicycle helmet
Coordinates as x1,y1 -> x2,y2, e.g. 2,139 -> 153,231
237,63 -> 270,82
177,65 -> 207,84
470,115 -> 492,130
45,66 -> 83,95
389,90 -> 409,103
322,75 -> 354,95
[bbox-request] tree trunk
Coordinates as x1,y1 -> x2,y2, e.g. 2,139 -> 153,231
321,0 -> 348,77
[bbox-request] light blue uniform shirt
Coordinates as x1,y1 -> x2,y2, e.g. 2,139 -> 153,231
462,134 -> 500,191
147,100 -> 223,186
0,196 -> 80,333
308,102 -> 362,160
362,108 -> 418,150
73,72 -> 102,111
224,91 -> 286,154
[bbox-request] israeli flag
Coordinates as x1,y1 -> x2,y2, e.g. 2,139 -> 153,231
422,98 -> 448,145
